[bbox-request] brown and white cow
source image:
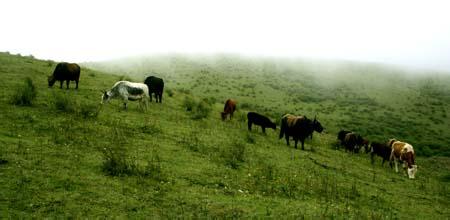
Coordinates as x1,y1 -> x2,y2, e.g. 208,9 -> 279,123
388,139 -> 417,179
221,99 -> 236,120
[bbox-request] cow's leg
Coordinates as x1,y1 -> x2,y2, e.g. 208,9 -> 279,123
123,97 -> 128,110
75,80 -> 79,89
149,93 -> 153,102
159,92 -> 163,103
285,135 -> 290,146
394,160 -> 399,173
60,81 -> 63,89
301,139 -> 305,150
230,112 -> 234,120
389,149 -> 395,169
294,138 -> 298,149
248,121 -> 252,131
66,80 -> 70,89
370,153 -> 375,164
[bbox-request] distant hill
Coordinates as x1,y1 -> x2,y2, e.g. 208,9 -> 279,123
86,54 -> 450,157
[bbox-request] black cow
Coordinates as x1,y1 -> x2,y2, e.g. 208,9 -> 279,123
279,114 -> 324,150
370,141 -> 392,166
247,112 -> 276,134
144,76 -> 164,103
48,62 -> 80,89
337,130 -> 351,145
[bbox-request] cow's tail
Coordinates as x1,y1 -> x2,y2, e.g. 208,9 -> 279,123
279,118 -> 285,139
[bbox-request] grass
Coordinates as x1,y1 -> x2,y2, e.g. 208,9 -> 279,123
0,52 -> 449,218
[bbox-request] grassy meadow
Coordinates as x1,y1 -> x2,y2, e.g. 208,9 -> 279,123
0,52 -> 449,218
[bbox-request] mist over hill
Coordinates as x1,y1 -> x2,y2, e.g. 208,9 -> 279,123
86,54 -> 450,157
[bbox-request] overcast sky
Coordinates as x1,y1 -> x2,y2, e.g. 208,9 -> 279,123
1,0 -> 449,71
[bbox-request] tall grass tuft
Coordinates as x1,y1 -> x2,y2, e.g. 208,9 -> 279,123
102,127 -> 165,179
52,92 -> 101,118
222,141 -> 246,169
183,96 -> 212,120
52,92 -> 76,112
11,77 -> 37,106
78,102 -> 101,119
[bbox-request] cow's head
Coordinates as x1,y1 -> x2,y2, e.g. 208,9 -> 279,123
313,116 -> 324,133
221,112 -> 227,120
407,165 -> 418,179
48,75 -> 56,87
101,91 -> 110,104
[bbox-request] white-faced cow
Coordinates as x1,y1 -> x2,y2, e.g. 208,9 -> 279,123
48,62 -> 80,89
279,114 -> 324,150
101,81 -> 149,110
388,139 -> 418,179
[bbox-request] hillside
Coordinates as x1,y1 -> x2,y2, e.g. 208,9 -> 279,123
87,54 -> 450,157
0,52 -> 449,218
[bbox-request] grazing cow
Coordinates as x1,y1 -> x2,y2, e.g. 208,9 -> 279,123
221,99 -> 237,120
389,139 -> 418,179
370,141 -> 392,166
247,112 -> 276,134
337,130 -> 351,145
48,62 -> 80,89
101,81 -> 149,109
338,131 -> 368,153
279,114 -> 324,150
144,76 -> 164,103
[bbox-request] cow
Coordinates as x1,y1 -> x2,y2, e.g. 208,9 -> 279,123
337,130 -> 351,145
338,131 -> 368,153
221,99 -> 237,120
101,81 -> 149,110
279,114 -> 324,150
144,76 -> 164,103
247,112 -> 276,134
48,62 -> 80,89
388,139 -> 418,179
369,141 -> 392,166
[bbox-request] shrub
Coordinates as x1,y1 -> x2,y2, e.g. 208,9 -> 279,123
52,92 -> 76,112
144,152 -> 166,181
102,145 -> 132,176
246,133 -> 255,144
140,123 -> 162,135
183,96 -> 196,111
222,141 -> 246,169
183,96 -> 212,120
166,88 -> 174,97
191,100 -> 212,120
78,102 -> 101,119
11,77 -> 37,106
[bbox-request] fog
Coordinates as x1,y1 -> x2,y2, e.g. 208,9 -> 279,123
1,0 -> 450,71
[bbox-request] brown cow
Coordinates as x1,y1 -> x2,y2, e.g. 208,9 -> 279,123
388,139 -> 417,179
48,62 -> 80,89
221,99 -> 236,120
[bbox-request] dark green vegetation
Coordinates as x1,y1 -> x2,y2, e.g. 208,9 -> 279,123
1,52 -> 449,218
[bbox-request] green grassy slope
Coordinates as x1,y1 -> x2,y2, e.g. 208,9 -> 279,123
87,54 -> 450,157
0,52 -> 449,218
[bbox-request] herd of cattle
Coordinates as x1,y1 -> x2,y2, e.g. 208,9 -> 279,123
47,62 -> 418,179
